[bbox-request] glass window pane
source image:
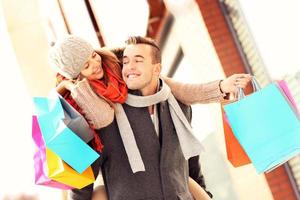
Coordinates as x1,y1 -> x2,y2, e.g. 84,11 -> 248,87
89,0 -> 149,48
59,0 -> 100,48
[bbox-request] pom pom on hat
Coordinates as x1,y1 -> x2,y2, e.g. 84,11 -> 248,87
49,35 -> 94,79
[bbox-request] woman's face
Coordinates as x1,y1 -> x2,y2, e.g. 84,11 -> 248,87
80,51 -> 104,80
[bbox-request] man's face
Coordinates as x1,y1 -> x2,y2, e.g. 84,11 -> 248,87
122,44 -> 160,92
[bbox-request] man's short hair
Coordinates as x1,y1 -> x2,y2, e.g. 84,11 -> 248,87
125,36 -> 161,64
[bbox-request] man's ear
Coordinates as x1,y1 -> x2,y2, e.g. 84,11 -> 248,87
154,63 -> 162,76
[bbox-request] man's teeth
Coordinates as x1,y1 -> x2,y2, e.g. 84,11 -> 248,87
128,74 -> 137,78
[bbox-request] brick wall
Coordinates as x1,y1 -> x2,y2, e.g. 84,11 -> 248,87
265,167 -> 297,200
196,0 -> 245,76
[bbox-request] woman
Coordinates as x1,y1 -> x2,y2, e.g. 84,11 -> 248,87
49,35 -> 250,199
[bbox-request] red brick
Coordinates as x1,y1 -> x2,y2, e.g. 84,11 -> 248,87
265,166 -> 297,200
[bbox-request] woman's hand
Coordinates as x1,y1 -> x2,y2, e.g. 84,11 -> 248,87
63,80 -> 76,91
220,74 -> 252,94
56,80 -> 76,95
188,177 -> 212,200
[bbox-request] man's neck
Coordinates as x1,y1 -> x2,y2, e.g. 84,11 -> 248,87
142,85 -> 157,114
139,79 -> 159,114
140,80 -> 159,96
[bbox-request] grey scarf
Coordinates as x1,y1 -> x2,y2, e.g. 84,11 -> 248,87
115,80 -> 204,173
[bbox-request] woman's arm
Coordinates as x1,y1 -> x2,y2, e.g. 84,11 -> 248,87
163,74 -> 251,105
56,79 -> 114,129
70,79 -> 115,129
163,76 -> 226,105
188,177 -> 212,200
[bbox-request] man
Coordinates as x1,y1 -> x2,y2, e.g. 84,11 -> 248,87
70,36 -> 251,200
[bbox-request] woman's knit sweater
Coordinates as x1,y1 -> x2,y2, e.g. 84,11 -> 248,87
70,77 -> 227,129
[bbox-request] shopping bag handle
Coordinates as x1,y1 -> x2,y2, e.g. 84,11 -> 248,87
236,76 -> 261,100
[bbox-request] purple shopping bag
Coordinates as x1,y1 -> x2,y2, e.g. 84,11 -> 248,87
32,115 -> 73,190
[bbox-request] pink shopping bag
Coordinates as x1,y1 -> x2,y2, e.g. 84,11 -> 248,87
32,115 -> 73,190
277,80 -> 299,114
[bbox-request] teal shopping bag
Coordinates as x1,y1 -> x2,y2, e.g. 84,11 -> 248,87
33,91 -> 99,173
224,80 -> 300,173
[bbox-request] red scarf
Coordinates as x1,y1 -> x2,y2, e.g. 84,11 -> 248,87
56,63 -> 128,152
89,63 -> 127,104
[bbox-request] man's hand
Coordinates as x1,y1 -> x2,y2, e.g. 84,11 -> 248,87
220,74 -> 252,94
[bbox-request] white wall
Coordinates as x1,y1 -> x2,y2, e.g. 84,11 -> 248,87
239,0 -> 300,79
0,1 -> 62,199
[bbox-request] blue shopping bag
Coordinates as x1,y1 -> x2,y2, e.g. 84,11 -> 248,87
224,79 -> 300,173
33,90 -> 99,173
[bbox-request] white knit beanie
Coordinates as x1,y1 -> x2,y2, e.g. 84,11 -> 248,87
49,35 -> 94,79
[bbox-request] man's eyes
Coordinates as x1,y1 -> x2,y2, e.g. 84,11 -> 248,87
123,60 -> 143,64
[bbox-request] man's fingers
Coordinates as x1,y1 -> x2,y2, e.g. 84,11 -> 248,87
234,79 -> 249,88
237,73 -> 252,78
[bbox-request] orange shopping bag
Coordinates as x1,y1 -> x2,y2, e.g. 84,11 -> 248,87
221,105 -> 251,167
